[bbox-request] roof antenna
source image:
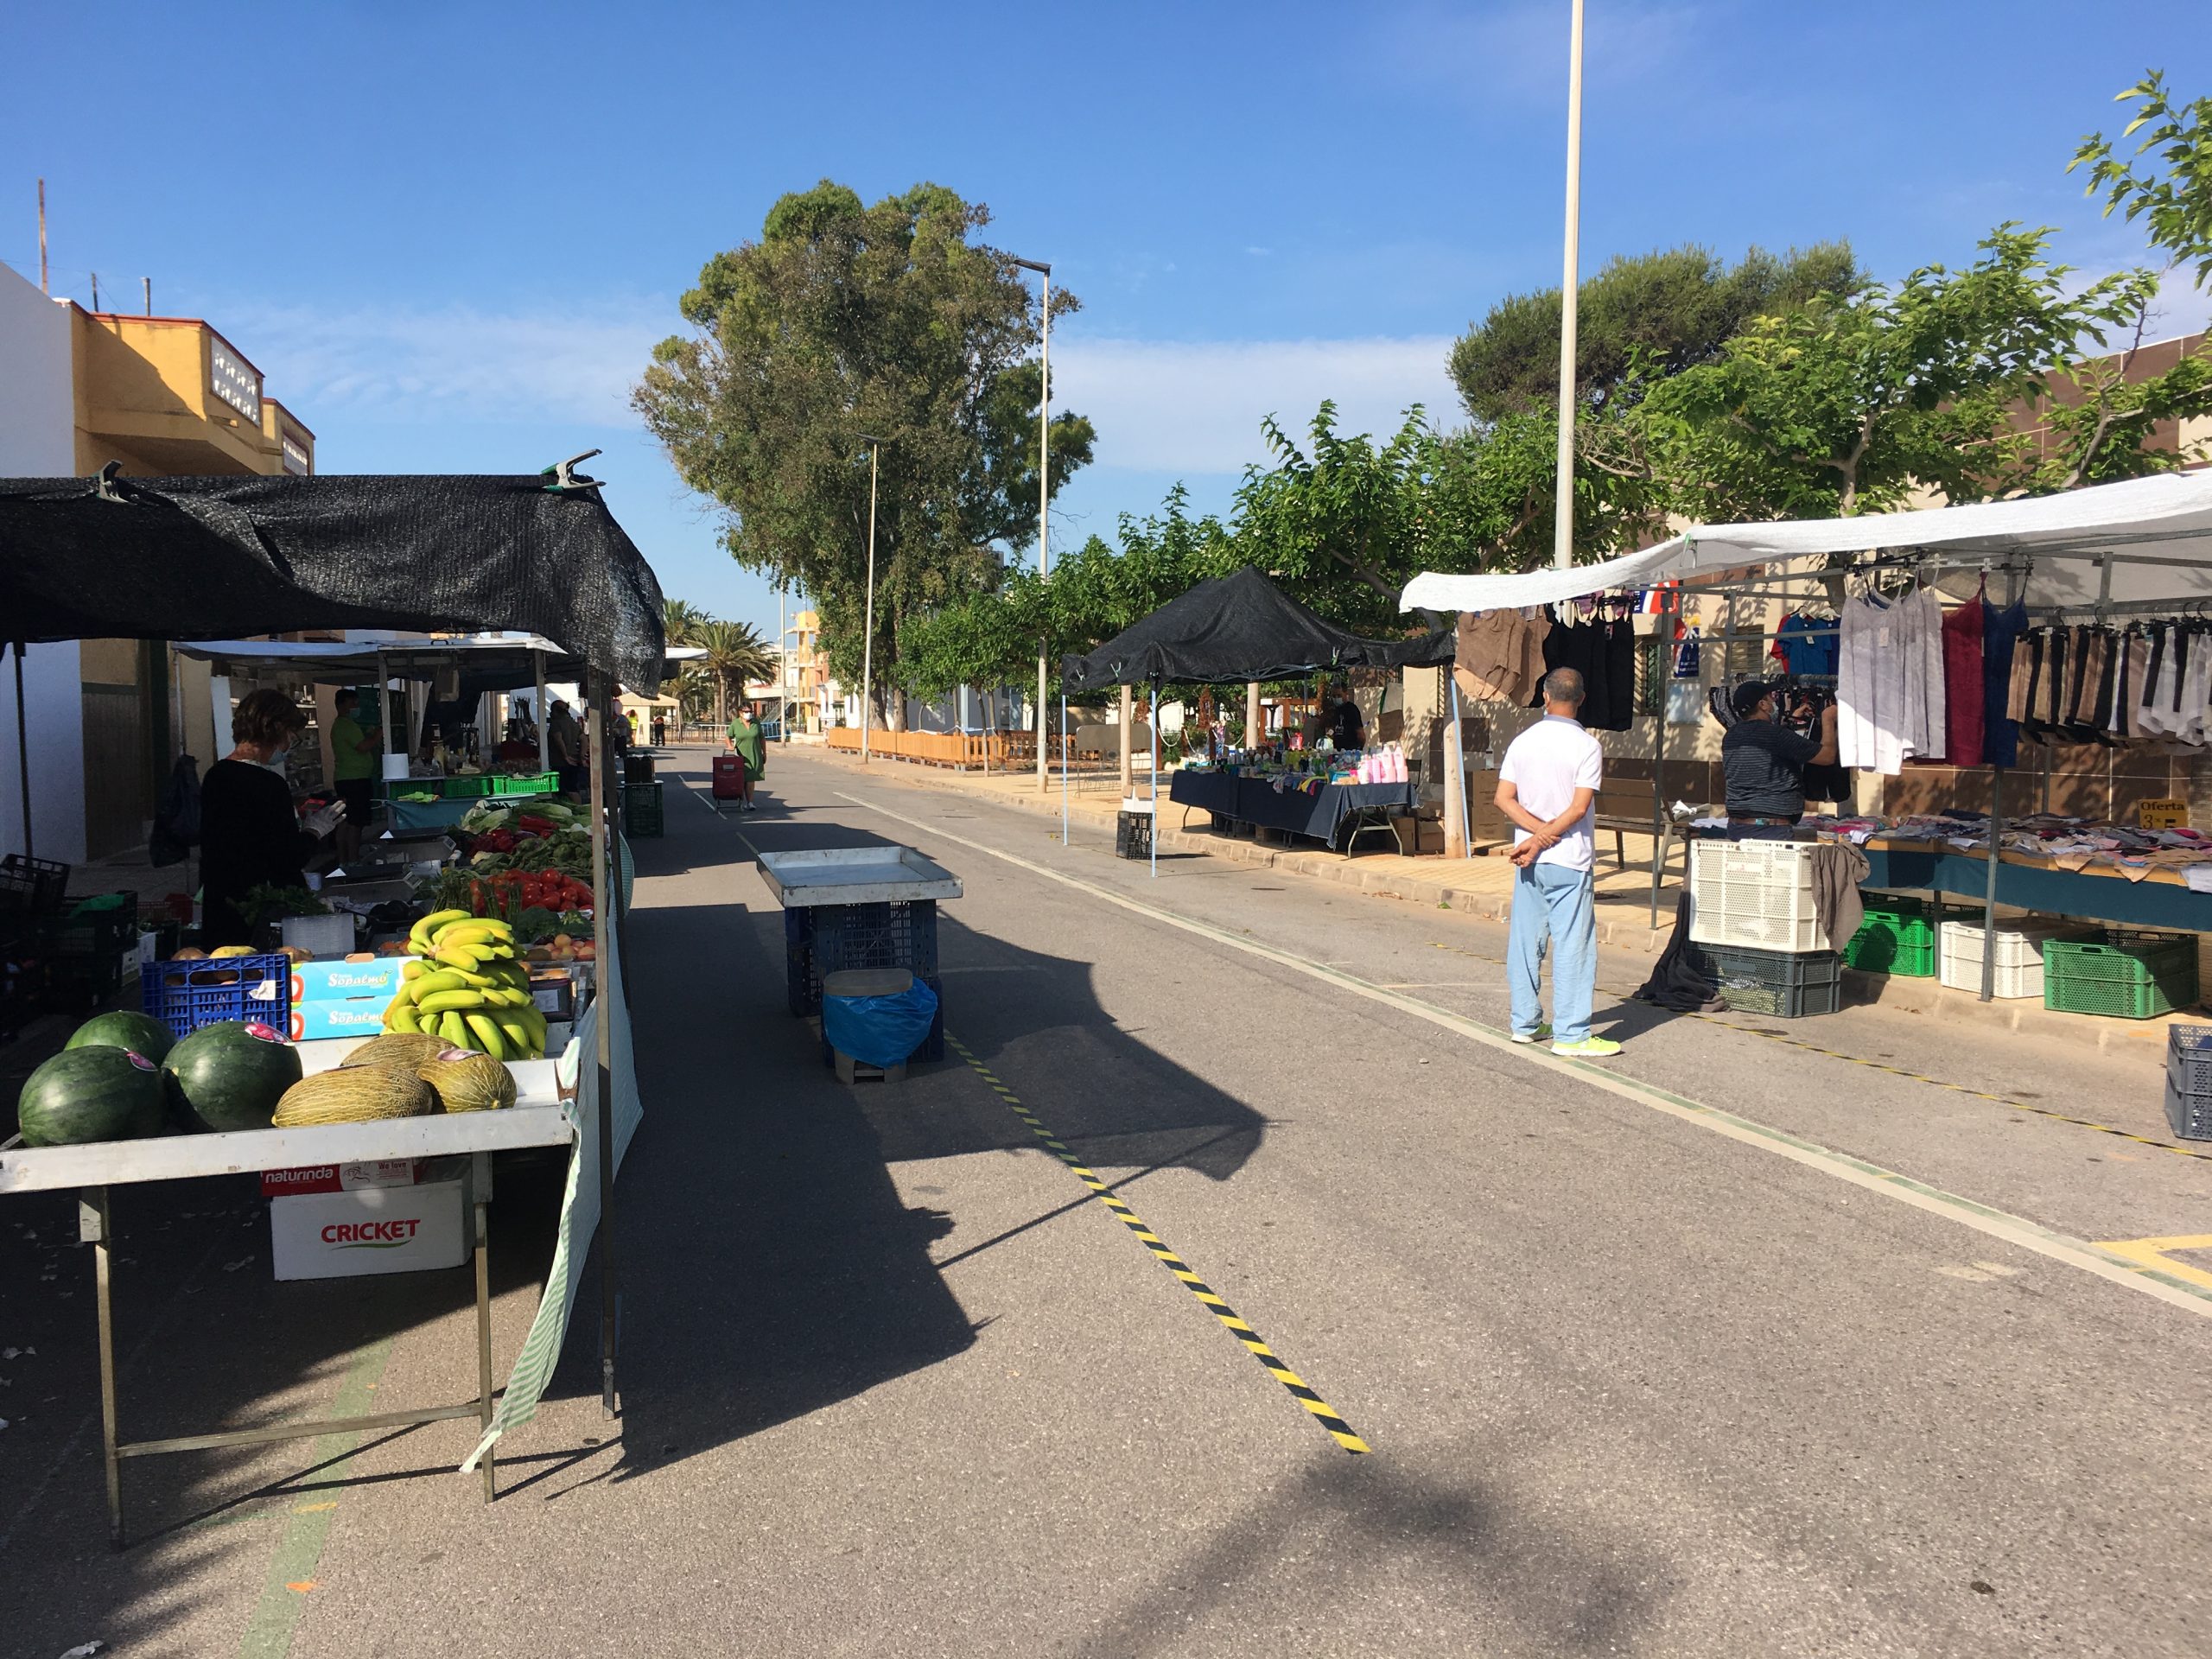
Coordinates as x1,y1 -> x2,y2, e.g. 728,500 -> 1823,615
542,449 -> 604,494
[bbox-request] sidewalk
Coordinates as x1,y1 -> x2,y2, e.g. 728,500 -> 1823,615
806,746 -> 2206,1059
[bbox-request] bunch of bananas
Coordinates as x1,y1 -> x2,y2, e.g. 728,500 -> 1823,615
381,911 -> 548,1061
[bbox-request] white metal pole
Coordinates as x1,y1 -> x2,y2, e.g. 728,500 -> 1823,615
1060,694 -> 1069,849
861,439 -> 879,765
1150,681 -> 1160,880
1553,0 -> 1586,572
1036,267 -> 1052,794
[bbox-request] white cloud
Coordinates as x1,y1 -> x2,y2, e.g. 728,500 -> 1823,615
1052,334 -> 1461,474
226,299 -> 667,427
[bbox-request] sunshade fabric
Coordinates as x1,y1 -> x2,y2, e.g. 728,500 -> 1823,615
173,636 -> 705,687
0,474 -> 665,685
1398,471 -> 2212,615
1062,566 -> 1453,693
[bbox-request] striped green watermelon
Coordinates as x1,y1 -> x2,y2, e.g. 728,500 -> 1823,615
16,1046 -> 168,1146
66,1010 -> 177,1065
162,1020 -> 302,1133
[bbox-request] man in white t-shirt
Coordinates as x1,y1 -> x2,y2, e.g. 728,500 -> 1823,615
1495,667 -> 1618,1058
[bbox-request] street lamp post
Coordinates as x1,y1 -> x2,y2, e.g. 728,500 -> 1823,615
1008,254 -> 1052,792
860,435 -> 881,763
1553,0 -> 1586,571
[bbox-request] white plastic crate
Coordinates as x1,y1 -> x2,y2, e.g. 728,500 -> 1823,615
1936,920 -> 2085,1000
1688,839 -> 1823,953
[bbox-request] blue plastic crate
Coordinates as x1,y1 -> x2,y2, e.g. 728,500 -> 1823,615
139,951 -> 293,1039
784,901 -> 940,1017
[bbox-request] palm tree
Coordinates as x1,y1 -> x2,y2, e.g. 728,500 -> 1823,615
662,597 -> 707,646
695,618 -> 776,729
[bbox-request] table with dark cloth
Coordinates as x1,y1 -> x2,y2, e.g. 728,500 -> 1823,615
1168,770 -> 1415,849
1860,844 -> 2212,931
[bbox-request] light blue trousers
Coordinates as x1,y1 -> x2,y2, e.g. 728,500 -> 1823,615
1508,861 -> 1597,1045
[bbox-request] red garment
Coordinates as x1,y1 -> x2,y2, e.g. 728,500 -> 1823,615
1942,594 -> 1986,766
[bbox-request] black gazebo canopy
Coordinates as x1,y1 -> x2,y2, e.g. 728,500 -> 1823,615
1061,567 -> 1451,693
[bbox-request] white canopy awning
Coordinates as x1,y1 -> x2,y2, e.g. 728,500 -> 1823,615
1399,470 -> 2212,616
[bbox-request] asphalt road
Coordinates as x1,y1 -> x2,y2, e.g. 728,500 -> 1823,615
6,744 -> 2211,1657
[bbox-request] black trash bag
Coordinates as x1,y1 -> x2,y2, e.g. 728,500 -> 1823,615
149,753 -> 200,868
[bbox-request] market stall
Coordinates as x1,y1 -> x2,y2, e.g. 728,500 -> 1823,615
0,467 -> 662,1541
1063,568 -> 1452,871
1401,469 -> 2212,1004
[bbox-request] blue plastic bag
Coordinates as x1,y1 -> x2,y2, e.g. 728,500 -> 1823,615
823,977 -> 939,1069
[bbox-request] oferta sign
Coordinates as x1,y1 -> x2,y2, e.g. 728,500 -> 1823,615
208,334 -> 262,423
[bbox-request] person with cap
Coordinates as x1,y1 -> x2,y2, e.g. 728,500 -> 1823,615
1720,682 -> 1839,840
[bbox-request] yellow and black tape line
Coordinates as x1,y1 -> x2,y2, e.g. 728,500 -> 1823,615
1426,939 -> 2212,1165
945,1033 -> 1370,1455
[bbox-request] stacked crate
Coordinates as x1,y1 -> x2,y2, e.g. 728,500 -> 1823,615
1688,839 -> 1840,1018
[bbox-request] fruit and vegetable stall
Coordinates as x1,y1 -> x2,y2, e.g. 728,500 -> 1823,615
0,469 -> 665,1543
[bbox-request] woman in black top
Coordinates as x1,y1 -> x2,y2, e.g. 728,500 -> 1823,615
200,690 -> 344,947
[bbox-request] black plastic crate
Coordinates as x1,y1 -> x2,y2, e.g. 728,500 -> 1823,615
45,893 -> 138,1009
784,900 -> 940,1016
1693,942 -> 1844,1019
0,853 -> 69,918
2166,1026 -> 2212,1141
1116,809 -> 1154,860
0,922 -> 43,1040
622,780 -> 664,839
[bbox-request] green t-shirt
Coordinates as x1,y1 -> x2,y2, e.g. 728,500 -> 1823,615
728,720 -> 766,777
329,714 -> 375,781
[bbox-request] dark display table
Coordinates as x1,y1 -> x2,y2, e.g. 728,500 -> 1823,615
1169,771 -> 1414,852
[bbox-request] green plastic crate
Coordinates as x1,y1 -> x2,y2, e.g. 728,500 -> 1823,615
493,770 -> 560,796
1845,909 -> 1936,976
2043,935 -> 2199,1020
439,774 -> 496,798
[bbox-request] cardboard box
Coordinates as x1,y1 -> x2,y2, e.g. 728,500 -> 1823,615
270,1172 -> 467,1281
291,957 -> 416,1003
289,997 -> 391,1043
261,1160 -> 424,1198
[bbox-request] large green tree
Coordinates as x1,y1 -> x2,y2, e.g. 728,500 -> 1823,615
1636,225 -> 2160,520
634,181 -> 1096,720
1448,243 -> 1861,423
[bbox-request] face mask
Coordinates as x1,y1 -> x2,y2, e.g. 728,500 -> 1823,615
262,746 -> 291,774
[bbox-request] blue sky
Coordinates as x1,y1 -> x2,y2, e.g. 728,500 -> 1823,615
5,1 -> 2209,641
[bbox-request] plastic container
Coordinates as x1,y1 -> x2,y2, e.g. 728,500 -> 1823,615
2042,934 -> 2199,1020
48,893 -> 140,1007
0,853 -> 70,918
1700,944 -> 1844,1019
139,950 -> 293,1039
784,900 -> 940,1017
622,780 -> 664,839
1937,920 -> 2088,1000
438,774 -> 496,798
1688,839 -> 1824,954
1116,808 -> 1154,861
2166,1026 -> 2212,1140
493,770 -> 560,797
1845,906 -> 1940,976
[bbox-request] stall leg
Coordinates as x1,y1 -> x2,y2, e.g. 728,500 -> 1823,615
1649,689 -> 1669,930
1059,694 -> 1069,849
83,1188 -> 123,1548
472,1152 -> 495,1503
588,683 -> 619,1419
1981,767 -> 2003,1003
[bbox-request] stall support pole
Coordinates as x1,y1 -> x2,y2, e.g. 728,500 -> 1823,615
472,1150 -> 495,1503
1980,766 -> 2003,1004
1150,678 -> 1160,880
586,684 -> 618,1419
12,641 -> 30,859
1649,692 -> 1669,930
378,650 -> 396,786
1449,674 -> 1472,859
1060,694 -> 1069,849
536,650 -> 550,773
86,1187 -> 122,1548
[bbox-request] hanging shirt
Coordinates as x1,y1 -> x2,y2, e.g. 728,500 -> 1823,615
1900,586 -> 1948,762
1942,594 -> 1986,767
1981,598 -> 2029,767
1838,594 -> 1906,774
1775,612 -> 1841,678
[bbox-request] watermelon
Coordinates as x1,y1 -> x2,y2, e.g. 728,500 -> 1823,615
66,1010 -> 178,1065
162,1020 -> 302,1133
16,1047 -> 167,1146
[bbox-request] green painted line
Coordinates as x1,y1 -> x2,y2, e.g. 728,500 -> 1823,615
236,1335 -> 396,1659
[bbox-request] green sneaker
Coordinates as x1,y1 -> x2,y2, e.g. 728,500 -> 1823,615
1510,1024 -> 1552,1045
1552,1036 -> 1623,1058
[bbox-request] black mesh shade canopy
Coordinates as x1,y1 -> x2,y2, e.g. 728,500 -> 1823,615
1061,566 -> 1452,693
0,474 -> 665,686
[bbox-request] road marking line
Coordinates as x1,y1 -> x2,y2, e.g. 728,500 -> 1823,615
1422,938 -> 2212,1166
839,789 -> 2212,1324
2093,1235 -> 2212,1292
944,1032 -> 1370,1455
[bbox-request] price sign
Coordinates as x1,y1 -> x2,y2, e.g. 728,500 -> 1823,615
2139,798 -> 2188,830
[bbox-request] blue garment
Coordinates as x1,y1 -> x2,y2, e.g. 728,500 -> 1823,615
1776,612 -> 1840,677
1982,598 -> 2029,768
1508,861 -> 1598,1045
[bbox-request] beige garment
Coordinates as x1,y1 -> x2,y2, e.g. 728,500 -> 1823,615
1455,610 -> 1545,704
